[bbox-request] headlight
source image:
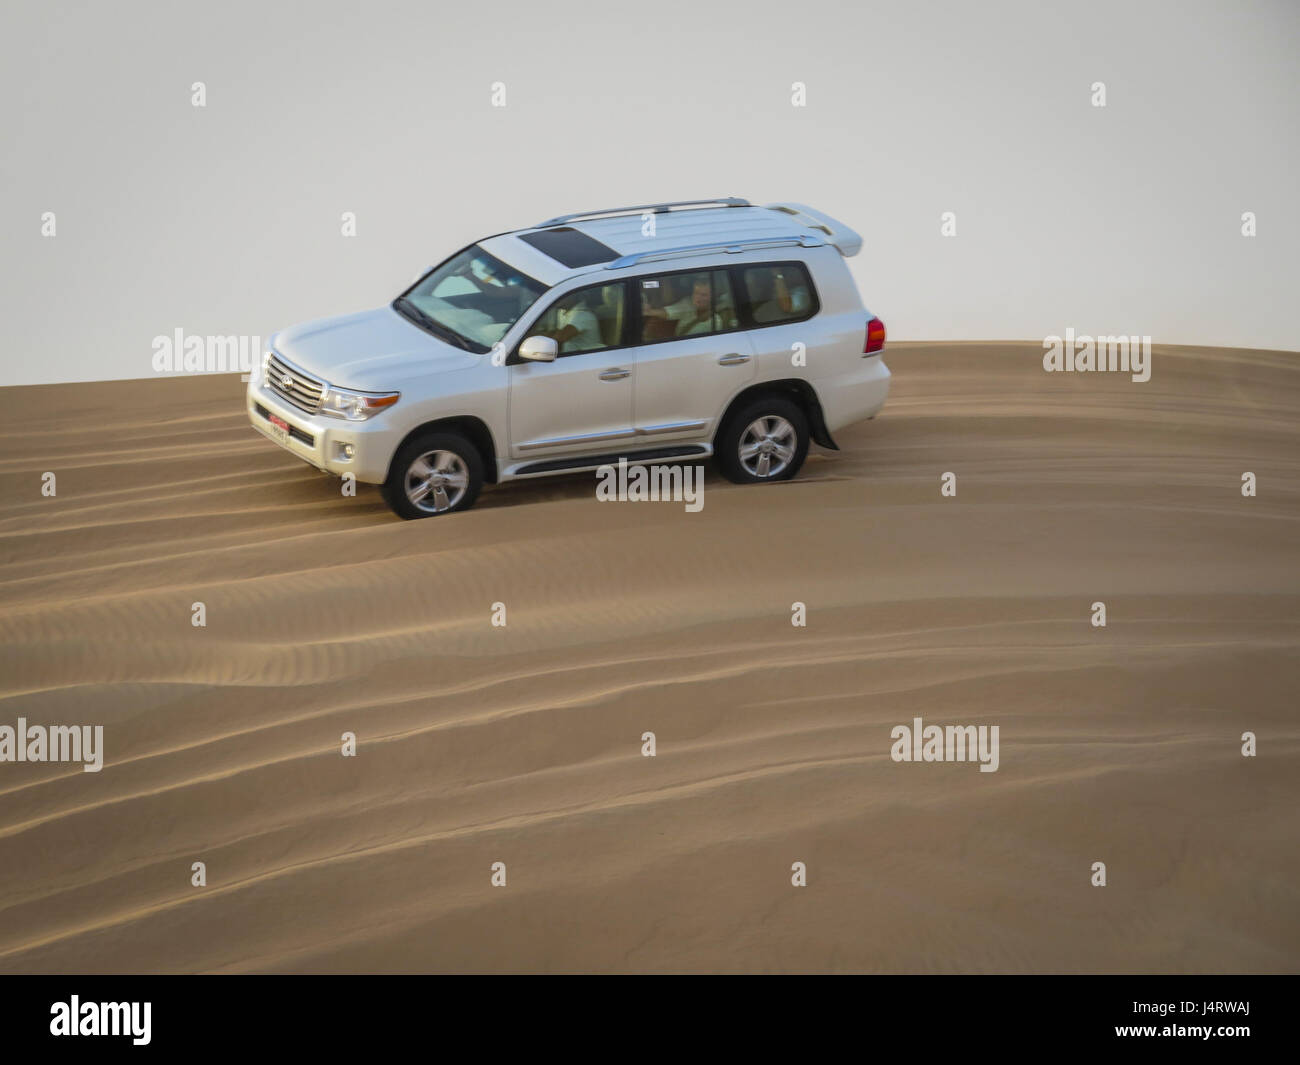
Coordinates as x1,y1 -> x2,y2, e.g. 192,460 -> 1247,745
319,385 -> 400,421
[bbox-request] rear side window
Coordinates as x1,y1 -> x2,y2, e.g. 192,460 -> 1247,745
637,269 -> 739,342
738,263 -> 817,325
527,281 -> 627,356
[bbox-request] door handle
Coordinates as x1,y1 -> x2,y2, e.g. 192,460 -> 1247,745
717,353 -> 750,365
599,368 -> 631,381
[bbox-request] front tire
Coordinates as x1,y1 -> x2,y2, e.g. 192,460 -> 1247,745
716,396 -> 810,484
382,432 -> 484,519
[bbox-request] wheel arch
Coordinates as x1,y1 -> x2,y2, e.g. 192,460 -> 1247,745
388,416 -> 500,483
716,379 -> 838,450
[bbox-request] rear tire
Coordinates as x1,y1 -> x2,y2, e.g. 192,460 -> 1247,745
716,396 -> 810,484
382,431 -> 484,519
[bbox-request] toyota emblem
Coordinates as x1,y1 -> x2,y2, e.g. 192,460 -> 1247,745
281,373 -> 294,389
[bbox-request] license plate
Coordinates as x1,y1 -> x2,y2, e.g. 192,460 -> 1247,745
267,414 -> 291,447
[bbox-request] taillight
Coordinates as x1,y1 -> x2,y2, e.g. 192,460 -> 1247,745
864,316 -> 886,355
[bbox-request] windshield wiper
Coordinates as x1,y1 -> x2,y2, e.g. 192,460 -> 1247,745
394,298 -> 479,352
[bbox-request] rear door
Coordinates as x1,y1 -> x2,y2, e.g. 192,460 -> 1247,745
728,260 -> 824,373
629,267 -> 755,444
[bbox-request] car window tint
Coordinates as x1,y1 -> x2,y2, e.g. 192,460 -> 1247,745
530,282 -> 626,356
740,264 -> 815,325
403,245 -> 546,351
637,269 -> 737,342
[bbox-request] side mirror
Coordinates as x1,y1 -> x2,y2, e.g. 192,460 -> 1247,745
519,336 -> 558,363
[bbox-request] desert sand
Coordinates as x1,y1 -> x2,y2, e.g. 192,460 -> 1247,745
0,341 -> 1296,973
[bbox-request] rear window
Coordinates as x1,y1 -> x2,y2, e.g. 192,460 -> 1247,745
738,263 -> 817,325
518,227 -> 618,268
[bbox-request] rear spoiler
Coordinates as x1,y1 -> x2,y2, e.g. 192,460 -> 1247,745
763,203 -> 862,258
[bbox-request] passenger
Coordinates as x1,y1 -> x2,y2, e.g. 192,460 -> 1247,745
643,275 -> 718,336
465,256 -> 535,321
752,269 -> 807,323
638,278 -> 679,340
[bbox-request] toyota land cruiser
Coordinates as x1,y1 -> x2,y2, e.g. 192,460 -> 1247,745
247,198 -> 889,518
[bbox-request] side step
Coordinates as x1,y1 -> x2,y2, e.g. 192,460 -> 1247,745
515,444 -> 709,476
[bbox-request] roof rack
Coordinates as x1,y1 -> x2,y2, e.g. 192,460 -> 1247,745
605,234 -> 823,270
535,198 -> 751,229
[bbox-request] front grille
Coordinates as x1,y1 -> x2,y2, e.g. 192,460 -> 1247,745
265,351 -> 325,413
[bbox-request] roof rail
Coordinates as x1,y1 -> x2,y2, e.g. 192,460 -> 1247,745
604,234 -> 823,270
535,198 -> 751,229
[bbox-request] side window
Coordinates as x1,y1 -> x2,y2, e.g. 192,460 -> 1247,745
637,269 -> 738,342
529,282 -> 626,356
739,264 -> 816,325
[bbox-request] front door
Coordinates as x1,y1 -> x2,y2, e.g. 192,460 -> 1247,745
508,279 -> 634,459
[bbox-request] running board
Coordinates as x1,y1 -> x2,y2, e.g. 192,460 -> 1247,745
514,444 -> 710,476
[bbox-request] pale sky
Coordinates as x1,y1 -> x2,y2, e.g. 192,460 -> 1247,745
0,0 -> 1296,385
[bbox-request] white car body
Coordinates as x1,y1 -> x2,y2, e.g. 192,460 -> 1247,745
247,198 -> 890,515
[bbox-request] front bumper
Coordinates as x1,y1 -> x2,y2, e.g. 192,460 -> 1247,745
246,378 -> 397,484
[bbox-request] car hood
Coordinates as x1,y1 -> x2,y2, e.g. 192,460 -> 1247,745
272,306 -> 479,390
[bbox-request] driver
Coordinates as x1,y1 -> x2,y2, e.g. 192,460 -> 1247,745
550,292 -> 602,353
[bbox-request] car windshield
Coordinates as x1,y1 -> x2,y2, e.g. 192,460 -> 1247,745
395,246 -> 546,353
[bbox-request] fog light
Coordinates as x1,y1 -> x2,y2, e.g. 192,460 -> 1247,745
335,442 -> 355,461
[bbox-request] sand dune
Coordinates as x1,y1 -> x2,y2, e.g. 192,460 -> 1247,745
0,342 -> 1296,973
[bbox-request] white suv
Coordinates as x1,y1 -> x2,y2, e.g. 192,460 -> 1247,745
247,198 -> 890,519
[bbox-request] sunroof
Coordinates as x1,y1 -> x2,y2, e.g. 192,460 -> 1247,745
519,227 -> 618,268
